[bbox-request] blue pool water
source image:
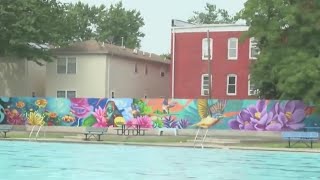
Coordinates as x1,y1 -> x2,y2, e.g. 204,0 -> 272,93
0,141 -> 320,180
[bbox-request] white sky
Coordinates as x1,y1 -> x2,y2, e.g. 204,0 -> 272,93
61,0 -> 246,54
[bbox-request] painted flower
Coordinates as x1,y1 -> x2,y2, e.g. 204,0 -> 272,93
62,115 -> 75,123
127,116 -> 153,128
48,112 -> 57,119
27,112 -> 45,126
5,109 -> 24,125
16,101 -> 25,108
229,100 -> 269,130
92,106 -> 107,128
264,101 -> 306,131
35,99 -> 48,108
70,98 -> 92,118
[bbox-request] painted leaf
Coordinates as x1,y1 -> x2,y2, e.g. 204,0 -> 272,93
82,115 -> 97,127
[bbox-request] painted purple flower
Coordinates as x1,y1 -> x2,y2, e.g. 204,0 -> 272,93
265,103 -> 284,131
265,101 -> 306,131
229,100 -> 269,130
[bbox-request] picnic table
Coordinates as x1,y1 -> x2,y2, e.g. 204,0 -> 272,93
116,124 -> 147,136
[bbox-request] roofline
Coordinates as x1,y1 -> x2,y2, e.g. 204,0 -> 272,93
172,24 -> 249,33
52,51 -> 171,65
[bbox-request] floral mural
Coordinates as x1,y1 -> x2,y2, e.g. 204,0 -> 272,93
0,97 -> 318,131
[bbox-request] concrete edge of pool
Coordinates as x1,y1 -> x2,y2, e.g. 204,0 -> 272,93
1,138 -> 320,154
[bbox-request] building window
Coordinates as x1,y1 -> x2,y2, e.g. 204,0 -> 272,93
134,63 -> 138,73
57,90 -> 76,98
227,74 -> 237,96
249,37 -> 260,59
111,91 -> 115,98
57,57 -> 77,74
248,75 -> 258,96
228,38 -> 238,60
202,38 -> 213,60
145,64 -> 148,75
201,74 -> 212,96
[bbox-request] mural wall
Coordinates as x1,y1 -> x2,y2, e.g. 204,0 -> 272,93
0,97 -> 319,131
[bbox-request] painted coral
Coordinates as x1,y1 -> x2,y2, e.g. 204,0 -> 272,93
163,116 -> 178,128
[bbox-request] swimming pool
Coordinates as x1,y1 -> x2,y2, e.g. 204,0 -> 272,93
0,141 -> 319,180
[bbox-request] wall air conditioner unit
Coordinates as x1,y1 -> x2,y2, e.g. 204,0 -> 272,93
133,48 -> 138,54
203,90 -> 209,96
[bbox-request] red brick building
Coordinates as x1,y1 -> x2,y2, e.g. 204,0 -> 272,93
170,22 -> 259,99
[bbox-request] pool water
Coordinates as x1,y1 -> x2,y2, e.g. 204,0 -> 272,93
0,141 -> 319,180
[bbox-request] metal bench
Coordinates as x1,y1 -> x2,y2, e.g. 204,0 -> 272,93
115,125 -> 147,136
281,131 -> 319,148
158,128 -> 177,136
303,127 -> 320,133
0,125 -> 13,138
83,127 -> 108,141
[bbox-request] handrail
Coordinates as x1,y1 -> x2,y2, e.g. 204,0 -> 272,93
29,125 -> 43,141
193,127 -> 209,149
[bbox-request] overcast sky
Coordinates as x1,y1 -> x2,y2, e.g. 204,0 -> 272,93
61,0 -> 246,54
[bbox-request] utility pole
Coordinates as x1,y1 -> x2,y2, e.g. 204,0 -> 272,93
207,30 -> 212,99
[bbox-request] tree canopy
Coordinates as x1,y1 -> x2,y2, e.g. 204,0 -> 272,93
0,0 -> 145,64
239,0 -> 320,106
188,3 -> 236,24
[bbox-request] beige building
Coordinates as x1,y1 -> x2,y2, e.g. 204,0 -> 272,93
45,40 -> 170,98
0,58 -> 46,97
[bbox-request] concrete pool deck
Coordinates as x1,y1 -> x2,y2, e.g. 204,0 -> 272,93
1,137 -> 320,153
1,126 -> 319,153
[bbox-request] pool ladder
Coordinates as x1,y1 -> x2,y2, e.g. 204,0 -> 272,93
29,125 -> 46,141
193,127 -> 209,149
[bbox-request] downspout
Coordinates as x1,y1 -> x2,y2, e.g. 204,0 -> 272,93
106,55 -> 111,98
171,28 -> 176,99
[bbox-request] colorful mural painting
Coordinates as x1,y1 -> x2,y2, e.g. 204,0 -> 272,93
0,97 -> 319,131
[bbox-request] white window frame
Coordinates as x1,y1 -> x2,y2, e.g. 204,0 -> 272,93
228,38 -> 238,60
226,74 -> 237,96
249,37 -> 260,60
57,57 -> 77,74
202,38 -> 213,60
201,74 -> 212,96
57,90 -> 77,98
248,75 -> 258,96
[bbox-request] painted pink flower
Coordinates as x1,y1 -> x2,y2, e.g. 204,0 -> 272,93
5,109 -> 24,125
127,116 -> 153,128
70,98 -> 92,118
92,106 -> 107,127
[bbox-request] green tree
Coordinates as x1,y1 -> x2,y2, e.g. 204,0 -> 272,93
0,0 -> 72,64
188,3 -> 236,24
0,0 -> 145,64
95,2 -> 145,49
239,0 -> 320,106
